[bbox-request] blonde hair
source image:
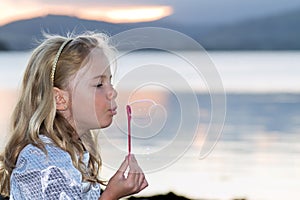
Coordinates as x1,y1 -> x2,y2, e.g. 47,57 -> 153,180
0,31 -> 116,197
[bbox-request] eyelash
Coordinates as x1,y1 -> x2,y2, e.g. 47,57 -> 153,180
95,77 -> 112,88
96,83 -> 103,88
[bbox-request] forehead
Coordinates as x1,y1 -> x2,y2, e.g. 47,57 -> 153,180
80,47 -> 111,78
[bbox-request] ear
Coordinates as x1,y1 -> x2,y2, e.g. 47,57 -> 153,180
53,87 -> 70,111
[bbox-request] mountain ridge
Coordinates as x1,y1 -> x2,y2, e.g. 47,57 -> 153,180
0,7 -> 299,51
197,6 -> 300,50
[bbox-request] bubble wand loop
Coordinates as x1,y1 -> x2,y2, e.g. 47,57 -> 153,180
126,105 -> 132,156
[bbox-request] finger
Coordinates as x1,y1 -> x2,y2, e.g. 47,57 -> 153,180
140,179 -> 149,190
128,160 -> 139,173
131,164 -> 143,176
138,172 -> 145,186
126,168 -> 142,185
129,166 -> 145,186
126,168 -> 138,181
128,155 -> 143,171
127,154 -> 135,166
129,154 -> 137,162
117,156 -> 129,174
125,172 -> 146,192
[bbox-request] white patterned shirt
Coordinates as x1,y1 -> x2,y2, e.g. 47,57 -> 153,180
10,136 -> 101,200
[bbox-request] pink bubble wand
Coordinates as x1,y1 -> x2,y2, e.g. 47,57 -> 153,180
126,105 -> 132,156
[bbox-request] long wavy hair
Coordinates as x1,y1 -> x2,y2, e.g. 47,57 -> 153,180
0,31 -> 116,197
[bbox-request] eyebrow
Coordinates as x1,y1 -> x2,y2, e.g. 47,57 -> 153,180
91,75 -> 112,80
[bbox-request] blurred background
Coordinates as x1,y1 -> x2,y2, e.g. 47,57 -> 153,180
0,0 -> 300,200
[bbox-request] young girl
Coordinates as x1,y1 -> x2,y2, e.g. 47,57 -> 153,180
0,32 -> 148,199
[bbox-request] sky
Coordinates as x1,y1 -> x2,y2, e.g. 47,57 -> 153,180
1,0 -> 300,26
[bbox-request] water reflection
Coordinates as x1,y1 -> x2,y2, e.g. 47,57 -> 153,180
1,90 -> 300,200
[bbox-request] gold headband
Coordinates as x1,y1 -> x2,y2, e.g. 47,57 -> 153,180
50,39 -> 72,86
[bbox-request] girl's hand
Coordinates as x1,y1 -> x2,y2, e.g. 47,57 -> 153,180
99,154 -> 148,200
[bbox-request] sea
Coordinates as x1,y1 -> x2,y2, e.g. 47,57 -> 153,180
0,51 -> 299,200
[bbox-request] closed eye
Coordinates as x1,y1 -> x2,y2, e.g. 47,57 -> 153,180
96,83 -> 103,88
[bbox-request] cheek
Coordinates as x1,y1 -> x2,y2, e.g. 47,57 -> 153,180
94,91 -> 107,113
71,87 -> 99,132
95,92 -> 112,127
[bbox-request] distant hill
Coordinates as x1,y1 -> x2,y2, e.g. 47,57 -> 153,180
0,14 -> 208,51
198,6 -> 300,50
0,7 -> 299,51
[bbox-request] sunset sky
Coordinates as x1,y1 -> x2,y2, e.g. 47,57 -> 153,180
1,0 -> 300,26
0,0 -> 174,25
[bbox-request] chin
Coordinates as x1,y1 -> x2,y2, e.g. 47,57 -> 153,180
100,119 -> 113,128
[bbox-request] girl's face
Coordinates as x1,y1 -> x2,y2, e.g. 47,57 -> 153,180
69,48 -> 117,134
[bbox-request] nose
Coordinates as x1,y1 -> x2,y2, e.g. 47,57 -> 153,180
107,86 -> 117,100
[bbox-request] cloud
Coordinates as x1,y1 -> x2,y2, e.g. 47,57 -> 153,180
77,6 -> 173,23
0,0 -> 174,25
33,0 -> 171,6
1,0 -> 300,26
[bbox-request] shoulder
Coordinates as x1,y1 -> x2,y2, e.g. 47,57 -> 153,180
16,144 -> 73,170
14,143 -> 82,180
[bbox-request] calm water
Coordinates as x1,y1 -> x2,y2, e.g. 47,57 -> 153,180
0,51 -> 300,200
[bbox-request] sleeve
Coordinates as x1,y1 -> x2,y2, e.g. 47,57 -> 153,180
10,145 -> 83,200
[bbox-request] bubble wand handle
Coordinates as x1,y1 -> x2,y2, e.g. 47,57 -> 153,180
126,105 -> 132,155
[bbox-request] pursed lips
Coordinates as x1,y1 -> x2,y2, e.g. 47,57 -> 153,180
108,106 -> 117,115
